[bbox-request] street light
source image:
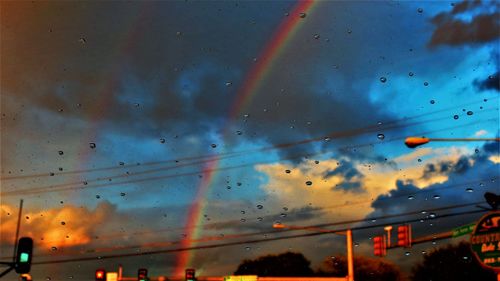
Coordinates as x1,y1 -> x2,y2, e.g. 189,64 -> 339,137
404,137 -> 499,148
272,223 -> 354,281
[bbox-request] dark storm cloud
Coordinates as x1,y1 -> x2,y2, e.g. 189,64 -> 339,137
324,161 -> 362,180
451,0 -> 482,15
1,0 -> 408,163
368,141 -> 499,225
421,156 -> 473,179
428,1 -> 500,47
473,72 -> 500,92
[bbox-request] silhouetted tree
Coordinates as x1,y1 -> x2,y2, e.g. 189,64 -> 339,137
411,241 -> 496,281
234,251 -> 314,277
317,254 -> 403,281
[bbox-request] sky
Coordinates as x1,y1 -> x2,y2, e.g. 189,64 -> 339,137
0,0 -> 499,280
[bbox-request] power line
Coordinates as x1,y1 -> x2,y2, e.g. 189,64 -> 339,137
2,98 -> 496,182
29,208 -> 488,265
2,117 -> 495,197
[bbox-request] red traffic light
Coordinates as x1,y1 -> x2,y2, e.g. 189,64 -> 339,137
185,268 -> 196,280
138,268 -> 148,281
373,235 -> 386,257
397,225 -> 412,248
95,269 -> 106,281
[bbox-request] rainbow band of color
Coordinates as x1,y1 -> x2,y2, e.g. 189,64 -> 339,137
174,0 -> 317,276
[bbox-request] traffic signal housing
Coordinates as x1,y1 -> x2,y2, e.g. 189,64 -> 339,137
95,269 -> 106,281
397,224 -> 412,248
15,237 -> 33,274
185,268 -> 196,281
138,268 -> 148,281
373,235 -> 386,257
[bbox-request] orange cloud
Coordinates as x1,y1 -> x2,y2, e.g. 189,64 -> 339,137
0,202 -> 115,251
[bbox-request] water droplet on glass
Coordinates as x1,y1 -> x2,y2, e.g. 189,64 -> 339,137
46,277 -> 52,281
58,151 -> 64,155
120,192 -> 126,196
236,130 -> 242,135
408,195 -> 415,200
377,134 -> 385,140
160,138 -> 166,144
61,221 -> 66,225
467,111 -> 473,115
417,158 -> 422,162
257,205 -> 263,209
313,34 -> 320,39
96,195 -> 101,199
299,12 -> 306,18
257,217 -> 263,221
285,169 -> 291,174
433,195 -> 440,199
405,252 -> 411,256
417,8 -> 423,13
280,213 -> 287,218
314,160 -> 319,164
283,207 -> 288,211
453,115 -> 459,120
245,246 -> 251,251
475,148 -> 480,153
227,186 -> 231,190
211,143 -> 217,148
380,77 -> 387,83
78,37 -> 86,44
466,188 -> 474,193
430,100 -> 435,104
423,81 -> 429,86
324,137 -> 331,142
240,218 -> 246,222
89,143 -> 96,149
429,213 -> 436,218
225,81 -> 232,87
305,181 -> 312,186
51,246 -> 57,251
50,172 -> 55,176
408,72 -> 414,77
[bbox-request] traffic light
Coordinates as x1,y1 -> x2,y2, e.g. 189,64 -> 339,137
373,235 -> 386,257
138,268 -> 148,281
95,269 -> 106,281
397,224 -> 412,248
185,268 -> 196,281
15,237 -> 33,274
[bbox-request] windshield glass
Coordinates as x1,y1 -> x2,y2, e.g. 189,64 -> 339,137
1,1 -> 499,280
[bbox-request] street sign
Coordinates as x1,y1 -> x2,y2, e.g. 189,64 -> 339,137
470,211 -> 500,271
452,223 -> 475,238
106,272 -> 118,281
223,276 -> 258,281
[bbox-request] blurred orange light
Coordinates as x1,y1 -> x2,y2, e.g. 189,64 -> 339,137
273,223 -> 286,229
404,137 -> 430,148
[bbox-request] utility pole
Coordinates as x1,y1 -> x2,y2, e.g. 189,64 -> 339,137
346,229 -> 354,281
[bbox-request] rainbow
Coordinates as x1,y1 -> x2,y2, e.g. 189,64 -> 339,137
174,0 -> 317,276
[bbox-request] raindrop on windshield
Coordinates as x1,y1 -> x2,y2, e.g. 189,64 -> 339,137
305,181 -> 312,186
408,72 -> 414,77
280,213 -> 287,218
89,143 -> 96,149
467,111 -> 473,115
430,100 -> 435,104
417,8 -> 423,13
377,134 -> 385,140
160,138 -> 166,143
466,188 -> 474,193
96,195 -> 101,199
285,169 -> 291,174
408,195 -> 415,200
423,81 -> 429,86
58,151 -> 64,155
51,246 -> 57,251
61,221 -> 66,225
211,143 -> 217,148
453,115 -> 459,120
257,205 -> 263,209
299,12 -> 306,18
433,195 -> 440,199
313,34 -> 320,40
379,77 -> 387,83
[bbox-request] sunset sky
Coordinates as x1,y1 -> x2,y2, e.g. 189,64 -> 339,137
1,0 -> 499,280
